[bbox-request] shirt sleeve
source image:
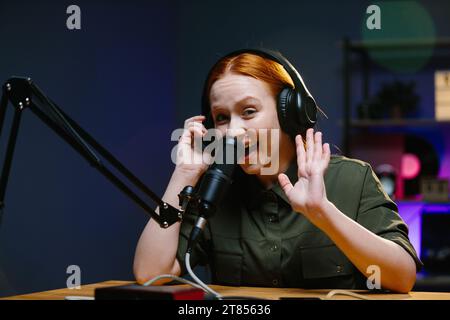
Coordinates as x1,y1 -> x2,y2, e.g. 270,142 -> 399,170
356,164 -> 424,272
176,204 -> 211,276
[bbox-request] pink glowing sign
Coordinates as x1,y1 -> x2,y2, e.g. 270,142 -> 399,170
401,153 -> 421,180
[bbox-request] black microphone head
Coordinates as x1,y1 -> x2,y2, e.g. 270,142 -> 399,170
187,136 -> 241,251
196,135 -> 240,217
211,136 -> 239,176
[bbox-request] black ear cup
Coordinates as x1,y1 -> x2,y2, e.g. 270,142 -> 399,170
293,95 -> 317,138
302,96 -> 318,129
277,87 -> 297,138
277,88 -> 315,139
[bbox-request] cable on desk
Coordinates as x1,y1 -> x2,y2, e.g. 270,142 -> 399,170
221,295 -> 269,300
185,252 -> 223,300
324,289 -> 374,300
142,274 -> 204,290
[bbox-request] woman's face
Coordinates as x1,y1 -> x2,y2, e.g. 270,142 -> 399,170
209,73 -> 294,176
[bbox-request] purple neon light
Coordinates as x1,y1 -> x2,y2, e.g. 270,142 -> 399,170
397,201 -> 450,259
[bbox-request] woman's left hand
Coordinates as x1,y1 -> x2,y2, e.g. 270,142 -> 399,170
278,128 -> 331,226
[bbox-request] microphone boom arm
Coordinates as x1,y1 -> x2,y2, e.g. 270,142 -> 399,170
0,76 -> 182,228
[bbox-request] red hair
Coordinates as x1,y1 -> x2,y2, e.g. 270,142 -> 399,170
205,53 -> 295,105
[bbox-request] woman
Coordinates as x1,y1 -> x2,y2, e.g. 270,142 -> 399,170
133,50 -> 422,293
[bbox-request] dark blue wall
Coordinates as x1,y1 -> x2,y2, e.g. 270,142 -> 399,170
0,0 -> 176,296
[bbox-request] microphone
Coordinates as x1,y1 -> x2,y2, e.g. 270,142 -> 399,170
186,136 -> 238,253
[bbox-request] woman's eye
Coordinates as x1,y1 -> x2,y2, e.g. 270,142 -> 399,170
215,114 -> 228,123
242,108 -> 256,116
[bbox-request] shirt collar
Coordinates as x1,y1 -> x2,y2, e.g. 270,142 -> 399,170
242,159 -> 298,207
271,159 -> 298,205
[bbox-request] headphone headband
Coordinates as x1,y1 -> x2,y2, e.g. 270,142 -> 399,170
221,48 -> 315,104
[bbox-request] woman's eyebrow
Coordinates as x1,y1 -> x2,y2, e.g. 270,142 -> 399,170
211,96 -> 261,111
236,96 -> 261,105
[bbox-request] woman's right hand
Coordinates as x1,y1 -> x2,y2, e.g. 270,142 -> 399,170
174,115 -> 210,179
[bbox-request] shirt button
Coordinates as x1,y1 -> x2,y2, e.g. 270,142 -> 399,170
336,265 -> 343,273
263,191 -> 277,201
269,215 -> 279,223
272,279 -> 279,286
270,244 -> 278,252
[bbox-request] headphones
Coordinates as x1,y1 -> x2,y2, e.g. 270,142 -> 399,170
201,48 -> 317,139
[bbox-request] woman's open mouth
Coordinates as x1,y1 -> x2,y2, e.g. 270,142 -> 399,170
243,141 -> 258,162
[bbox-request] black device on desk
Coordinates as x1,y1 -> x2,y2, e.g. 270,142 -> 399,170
95,284 -> 207,300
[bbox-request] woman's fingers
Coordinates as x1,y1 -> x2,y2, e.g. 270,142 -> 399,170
184,115 -> 205,128
187,119 -> 206,131
189,126 -> 204,138
184,116 -> 206,135
180,124 -> 202,139
278,173 -> 294,196
296,135 -> 307,178
313,131 -> 323,162
299,129 -> 329,175
322,142 -> 331,165
179,115 -> 208,148
181,116 -> 207,141
305,128 -> 314,166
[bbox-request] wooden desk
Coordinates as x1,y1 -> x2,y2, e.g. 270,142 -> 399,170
2,280 -> 450,300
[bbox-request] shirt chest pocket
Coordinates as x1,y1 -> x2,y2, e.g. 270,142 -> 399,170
299,232 -> 355,280
211,236 -> 242,286
212,251 -> 242,286
301,245 -> 355,280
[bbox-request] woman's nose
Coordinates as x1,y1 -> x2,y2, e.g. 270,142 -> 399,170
227,117 -> 246,138
226,127 -> 246,138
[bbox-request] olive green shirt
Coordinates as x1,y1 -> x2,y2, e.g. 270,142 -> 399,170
176,156 -> 423,289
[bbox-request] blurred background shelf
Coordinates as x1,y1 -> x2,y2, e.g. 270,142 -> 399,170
342,37 -> 450,155
338,118 -> 450,128
350,119 -> 450,128
342,37 -> 450,291
346,37 -> 450,51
